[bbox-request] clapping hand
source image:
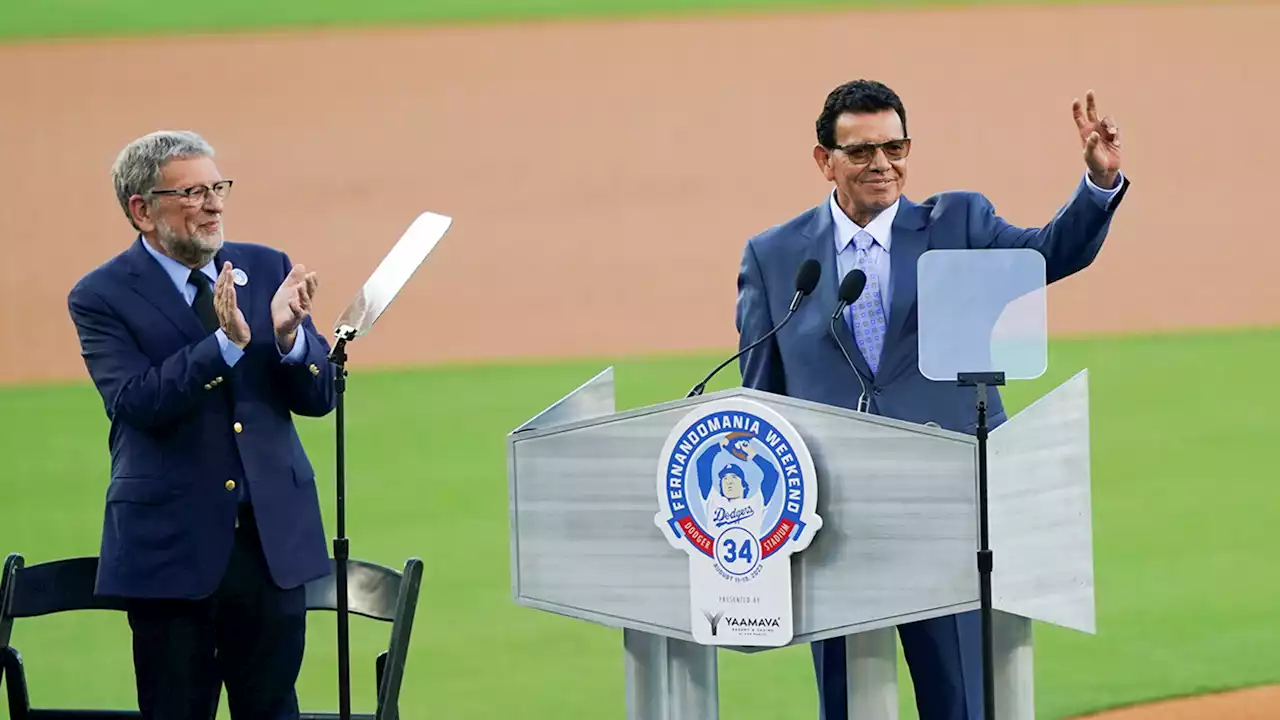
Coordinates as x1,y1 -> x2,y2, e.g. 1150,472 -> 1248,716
215,262 -> 251,349
272,264 -> 319,352
1073,89 -> 1122,189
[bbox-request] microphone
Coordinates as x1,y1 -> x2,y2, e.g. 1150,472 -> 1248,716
789,258 -> 823,311
686,258 -> 822,398
828,269 -> 872,413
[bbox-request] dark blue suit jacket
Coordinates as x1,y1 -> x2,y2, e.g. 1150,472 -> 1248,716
68,237 -> 335,600
736,175 -> 1130,433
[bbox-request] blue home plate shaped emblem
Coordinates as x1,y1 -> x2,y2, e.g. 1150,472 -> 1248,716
654,397 -> 822,646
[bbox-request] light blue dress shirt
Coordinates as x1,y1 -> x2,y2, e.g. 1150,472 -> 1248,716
140,237 -> 308,366
831,171 -> 1126,324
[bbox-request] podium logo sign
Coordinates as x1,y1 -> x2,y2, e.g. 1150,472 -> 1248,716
654,397 -> 822,646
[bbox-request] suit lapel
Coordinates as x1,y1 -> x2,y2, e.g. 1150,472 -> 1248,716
806,205 -> 839,328
801,201 -> 875,381
125,238 -> 208,343
124,238 -> 257,345
882,198 -> 929,369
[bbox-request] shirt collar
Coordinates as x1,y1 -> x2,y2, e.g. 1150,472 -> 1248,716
139,234 -> 216,292
829,190 -> 899,254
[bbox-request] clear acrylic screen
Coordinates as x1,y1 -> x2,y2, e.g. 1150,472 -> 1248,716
917,248 -> 1048,382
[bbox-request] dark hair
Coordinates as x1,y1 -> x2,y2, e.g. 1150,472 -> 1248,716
816,79 -> 907,149
718,463 -> 751,496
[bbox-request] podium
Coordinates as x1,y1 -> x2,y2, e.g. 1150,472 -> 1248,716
506,366 -> 1095,719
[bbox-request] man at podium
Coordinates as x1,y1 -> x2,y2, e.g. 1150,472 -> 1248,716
733,79 -> 1129,720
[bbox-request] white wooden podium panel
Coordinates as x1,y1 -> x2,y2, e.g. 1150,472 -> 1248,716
509,384 -> 983,642
506,367 -> 1097,720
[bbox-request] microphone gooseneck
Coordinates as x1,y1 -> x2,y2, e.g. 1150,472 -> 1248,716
686,259 -> 822,398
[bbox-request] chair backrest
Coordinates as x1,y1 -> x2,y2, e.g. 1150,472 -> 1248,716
4,556 -> 126,617
1,555 -> 126,647
306,558 -> 411,621
2,553 -> 423,720
303,557 -> 424,720
1,554 -> 135,719
2,553 -> 417,623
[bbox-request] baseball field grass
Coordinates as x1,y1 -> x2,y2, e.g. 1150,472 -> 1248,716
2,327 -> 1279,719
0,0 -> 1169,41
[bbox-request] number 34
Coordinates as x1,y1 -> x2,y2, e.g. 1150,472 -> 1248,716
722,537 -> 754,565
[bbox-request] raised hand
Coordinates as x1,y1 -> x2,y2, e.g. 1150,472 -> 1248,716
1072,89 -> 1122,188
215,262 -> 251,349
272,263 -> 319,351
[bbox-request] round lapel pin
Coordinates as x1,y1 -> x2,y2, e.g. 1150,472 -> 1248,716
232,268 -> 249,286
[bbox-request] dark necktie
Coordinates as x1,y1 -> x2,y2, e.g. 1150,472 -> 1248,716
189,269 -> 218,333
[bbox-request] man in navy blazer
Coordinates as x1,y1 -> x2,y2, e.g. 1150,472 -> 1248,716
67,130 -> 335,719
735,81 -> 1129,719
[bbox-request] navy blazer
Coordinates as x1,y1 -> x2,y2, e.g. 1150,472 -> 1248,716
736,175 -> 1130,433
68,237 -> 335,600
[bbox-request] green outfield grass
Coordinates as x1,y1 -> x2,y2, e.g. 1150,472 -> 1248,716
1,326 -> 1278,719
0,0 -> 1173,42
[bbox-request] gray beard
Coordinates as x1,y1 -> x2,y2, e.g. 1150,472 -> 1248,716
156,218 -> 223,268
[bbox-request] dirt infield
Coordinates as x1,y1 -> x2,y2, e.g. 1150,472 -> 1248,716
1076,684 -> 1280,720
0,1 -> 1277,716
2,2 -> 1278,387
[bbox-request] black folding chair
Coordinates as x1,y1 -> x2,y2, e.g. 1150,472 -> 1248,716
0,553 -> 132,720
0,552 -> 423,720
301,557 -> 423,720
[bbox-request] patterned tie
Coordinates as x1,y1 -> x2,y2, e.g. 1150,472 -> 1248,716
849,230 -> 887,374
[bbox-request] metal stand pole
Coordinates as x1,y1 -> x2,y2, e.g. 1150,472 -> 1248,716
329,332 -> 354,720
957,370 -> 1005,720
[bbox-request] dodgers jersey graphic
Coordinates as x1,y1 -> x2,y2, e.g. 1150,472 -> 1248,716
697,432 -> 779,542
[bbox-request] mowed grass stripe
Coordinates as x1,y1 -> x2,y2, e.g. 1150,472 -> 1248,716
1,0 -> 1186,42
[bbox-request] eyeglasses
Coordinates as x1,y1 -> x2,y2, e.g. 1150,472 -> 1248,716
149,180 -> 234,205
831,138 -> 911,165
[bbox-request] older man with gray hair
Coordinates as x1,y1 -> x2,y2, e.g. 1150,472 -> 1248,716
67,130 -> 336,719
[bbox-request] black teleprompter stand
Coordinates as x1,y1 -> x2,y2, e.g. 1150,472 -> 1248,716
328,327 -> 357,720
318,209 -> 453,720
958,370 -> 1005,720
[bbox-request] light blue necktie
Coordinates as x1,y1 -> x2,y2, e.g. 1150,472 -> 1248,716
849,230 -> 887,374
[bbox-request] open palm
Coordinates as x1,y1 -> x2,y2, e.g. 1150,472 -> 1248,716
1073,90 -> 1121,187
214,263 -> 250,348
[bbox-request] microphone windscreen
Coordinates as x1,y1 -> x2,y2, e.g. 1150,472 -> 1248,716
795,259 -> 822,295
838,269 -> 867,304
